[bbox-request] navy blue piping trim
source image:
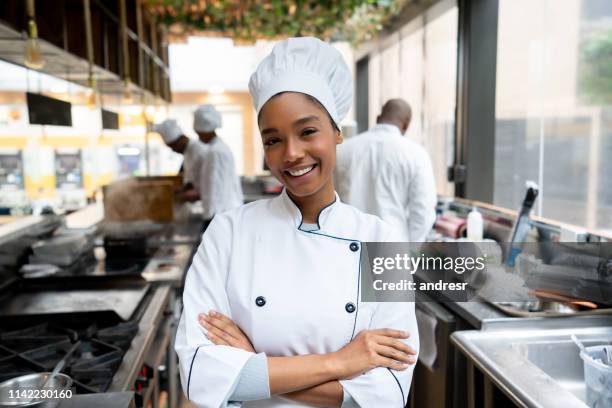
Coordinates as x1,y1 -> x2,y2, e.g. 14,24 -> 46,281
313,198 -> 337,230
299,230 -> 361,342
349,245 -> 361,340
187,346 -> 201,400
387,368 -> 406,405
303,230 -> 356,242
285,189 -> 336,232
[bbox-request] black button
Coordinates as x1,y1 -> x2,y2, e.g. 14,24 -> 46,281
345,302 -> 356,313
255,296 -> 266,307
349,242 -> 359,252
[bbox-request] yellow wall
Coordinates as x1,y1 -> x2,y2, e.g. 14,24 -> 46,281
0,133 -> 163,199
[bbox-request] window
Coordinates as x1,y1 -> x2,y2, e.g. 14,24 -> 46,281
495,0 -> 612,231
367,3 -> 458,197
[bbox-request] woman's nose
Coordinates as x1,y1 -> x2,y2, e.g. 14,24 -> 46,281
283,137 -> 305,163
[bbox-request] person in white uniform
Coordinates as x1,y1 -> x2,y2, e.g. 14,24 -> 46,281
155,105 -> 243,226
154,118 -> 204,201
335,99 -> 437,242
191,104 -> 244,222
175,38 -> 419,408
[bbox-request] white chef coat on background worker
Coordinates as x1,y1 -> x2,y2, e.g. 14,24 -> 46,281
197,135 -> 243,220
192,104 -> 243,220
335,124 -> 437,242
154,117 -> 243,220
175,190 -> 419,407
182,138 -> 205,188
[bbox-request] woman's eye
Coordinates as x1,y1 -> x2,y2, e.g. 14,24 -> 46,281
301,128 -> 318,136
263,138 -> 280,147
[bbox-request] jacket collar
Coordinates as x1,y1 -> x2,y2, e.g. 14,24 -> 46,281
371,123 -> 403,137
278,188 -> 340,231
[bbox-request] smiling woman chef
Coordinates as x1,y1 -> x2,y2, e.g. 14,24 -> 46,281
175,37 -> 419,408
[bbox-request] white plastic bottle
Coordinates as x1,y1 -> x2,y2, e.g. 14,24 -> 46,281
467,207 -> 483,241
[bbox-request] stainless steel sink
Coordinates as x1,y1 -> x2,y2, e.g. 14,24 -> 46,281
451,319 -> 612,408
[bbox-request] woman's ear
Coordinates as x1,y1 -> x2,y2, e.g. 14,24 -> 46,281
335,130 -> 343,145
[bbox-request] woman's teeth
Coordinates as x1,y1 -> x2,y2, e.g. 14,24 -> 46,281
288,165 -> 314,177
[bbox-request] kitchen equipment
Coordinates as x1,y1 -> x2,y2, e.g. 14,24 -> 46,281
580,345 -> 612,407
101,221 -> 164,238
39,341 -> 80,390
103,235 -> 148,259
262,177 -> 283,194
0,372 -> 72,407
0,278 -> 150,322
572,334 -> 587,354
0,313 -> 143,393
467,207 -> 483,241
29,232 -> 92,267
506,181 -> 539,267
530,289 -> 598,309
434,214 -> 467,239
603,346 -> 612,366
18,264 -> 59,279
103,178 -> 174,222
410,294 -> 457,408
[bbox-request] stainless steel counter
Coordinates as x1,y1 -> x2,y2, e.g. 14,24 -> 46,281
0,215 -> 48,246
109,283 -> 171,393
443,301 -> 509,329
447,300 -> 612,331
451,317 -> 612,408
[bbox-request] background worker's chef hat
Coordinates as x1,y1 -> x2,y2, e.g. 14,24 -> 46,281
193,104 -> 222,133
248,37 -> 352,128
153,119 -> 183,145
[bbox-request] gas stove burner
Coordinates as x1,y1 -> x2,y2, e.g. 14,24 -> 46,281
21,339 -> 75,371
0,319 -> 139,394
96,322 -> 138,350
0,322 -> 79,342
0,355 -> 40,382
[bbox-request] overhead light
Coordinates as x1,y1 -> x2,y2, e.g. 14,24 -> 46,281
123,79 -> 134,104
86,89 -> 99,110
24,20 -> 44,69
85,76 -> 98,110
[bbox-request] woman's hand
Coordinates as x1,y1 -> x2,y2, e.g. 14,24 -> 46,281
329,329 -> 417,379
198,310 -> 255,353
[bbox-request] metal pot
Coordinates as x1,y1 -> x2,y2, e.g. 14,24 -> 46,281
103,235 -> 148,258
0,373 -> 72,408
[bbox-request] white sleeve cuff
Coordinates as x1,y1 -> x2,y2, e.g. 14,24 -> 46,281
341,387 -> 360,408
228,352 -> 270,402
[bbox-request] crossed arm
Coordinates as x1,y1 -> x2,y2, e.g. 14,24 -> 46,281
199,310 -> 417,407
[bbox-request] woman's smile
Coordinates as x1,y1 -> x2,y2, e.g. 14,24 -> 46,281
285,163 -> 317,177
283,163 -> 319,187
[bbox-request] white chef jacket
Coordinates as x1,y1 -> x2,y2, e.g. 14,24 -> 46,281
196,136 -> 243,220
182,138 -> 205,187
335,124 -> 437,242
175,189 -> 419,408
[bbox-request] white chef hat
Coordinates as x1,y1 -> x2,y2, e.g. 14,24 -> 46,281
153,119 -> 183,144
193,104 -> 222,133
248,37 -> 352,128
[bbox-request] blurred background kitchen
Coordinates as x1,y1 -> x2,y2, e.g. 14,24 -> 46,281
0,1 -> 610,408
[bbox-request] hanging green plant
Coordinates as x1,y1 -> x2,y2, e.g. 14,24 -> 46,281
145,0 -> 407,44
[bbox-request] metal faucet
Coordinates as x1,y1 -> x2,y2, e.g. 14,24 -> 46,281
506,181 -> 539,267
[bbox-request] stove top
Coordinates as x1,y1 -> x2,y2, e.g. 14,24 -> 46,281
0,319 -> 139,393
